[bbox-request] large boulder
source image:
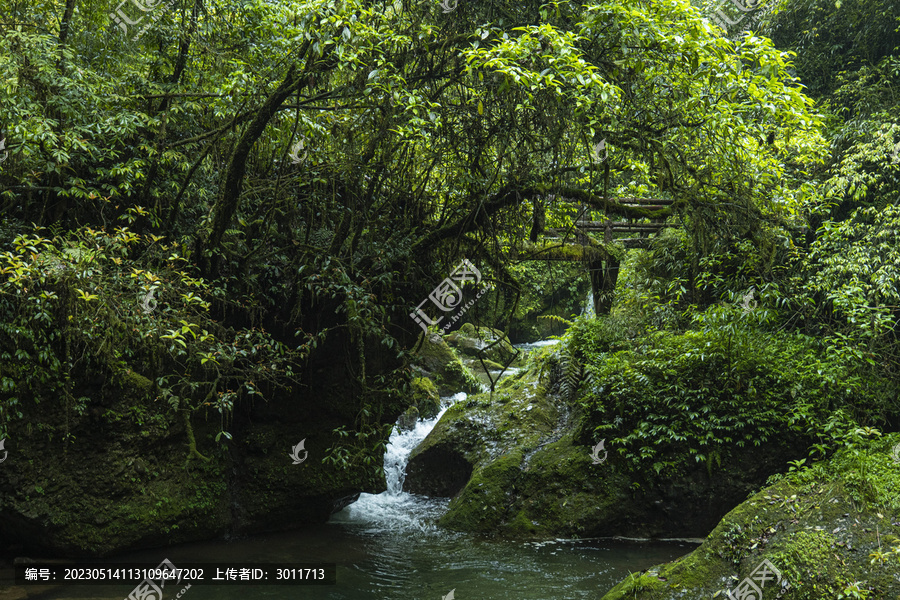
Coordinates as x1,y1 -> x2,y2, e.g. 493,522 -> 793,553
411,377 -> 441,420
411,333 -> 481,396
445,323 -> 518,366
0,330 -> 400,557
600,434 -> 900,599
397,377 -> 442,431
405,347 -> 807,539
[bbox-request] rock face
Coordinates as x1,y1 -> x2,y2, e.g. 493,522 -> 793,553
445,323 -> 518,366
410,377 -> 441,420
411,333 -> 482,396
397,377 -> 441,432
600,435 -> 900,599
405,348 -> 806,539
0,331 -> 402,557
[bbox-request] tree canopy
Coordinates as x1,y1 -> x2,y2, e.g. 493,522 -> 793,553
0,0 -> 867,453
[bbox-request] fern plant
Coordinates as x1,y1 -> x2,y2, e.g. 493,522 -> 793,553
537,314 -> 574,328
558,341 -> 593,402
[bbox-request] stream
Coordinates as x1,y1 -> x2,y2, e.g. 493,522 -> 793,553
20,386 -> 699,600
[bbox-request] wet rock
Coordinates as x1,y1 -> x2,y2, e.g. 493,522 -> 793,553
445,323 -> 518,366
600,436 -> 900,598
406,345 -> 810,541
0,329 -> 400,556
404,399 -> 480,497
397,406 -> 419,432
410,377 -> 441,420
411,333 -> 481,395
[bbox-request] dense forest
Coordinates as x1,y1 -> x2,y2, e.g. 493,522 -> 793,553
1,0 -> 900,597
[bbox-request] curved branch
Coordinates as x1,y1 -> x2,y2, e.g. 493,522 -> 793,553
198,56 -> 307,264
411,185 -> 538,254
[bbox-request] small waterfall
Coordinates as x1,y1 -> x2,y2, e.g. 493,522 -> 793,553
382,411 -> 447,496
584,290 -> 595,318
330,393 -> 466,532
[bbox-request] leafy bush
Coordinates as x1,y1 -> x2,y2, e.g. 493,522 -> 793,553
0,222 -> 306,447
577,323 -> 895,473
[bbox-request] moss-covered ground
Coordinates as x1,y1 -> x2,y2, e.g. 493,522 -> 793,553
600,433 -> 900,599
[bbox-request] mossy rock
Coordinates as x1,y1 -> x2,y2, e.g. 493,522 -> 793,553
445,324 -> 518,366
397,406 -> 420,432
599,434 -> 900,599
464,356 -> 520,390
410,377 -> 441,420
413,333 -> 459,374
404,400 -> 486,496
0,332 -> 398,556
437,359 -> 482,395
438,432 -> 636,536
412,333 -> 482,395
406,353 -> 555,509
467,358 -> 507,372
407,346 -> 816,541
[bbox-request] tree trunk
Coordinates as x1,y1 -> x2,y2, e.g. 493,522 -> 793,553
590,257 -> 620,315
196,57 -> 307,273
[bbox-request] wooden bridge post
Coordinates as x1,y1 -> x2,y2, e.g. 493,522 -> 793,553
585,220 -> 621,315
589,255 -> 620,315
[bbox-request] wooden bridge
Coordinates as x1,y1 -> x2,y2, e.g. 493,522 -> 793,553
515,197 -> 677,314
545,197 -> 675,248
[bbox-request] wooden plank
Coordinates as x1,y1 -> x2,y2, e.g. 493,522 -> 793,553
575,221 -> 668,228
597,197 -> 675,205
523,237 -> 653,257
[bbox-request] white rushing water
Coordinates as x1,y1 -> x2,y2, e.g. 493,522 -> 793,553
329,393 -> 466,533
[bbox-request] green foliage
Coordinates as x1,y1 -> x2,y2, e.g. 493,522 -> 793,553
558,341 -> 586,403
612,230 -> 692,330
781,428 -> 900,514
556,314 -> 642,402
578,324 -> 894,471
807,205 -> 900,338
321,422 -> 390,480
0,0 -> 874,510
510,261 -> 587,319
565,313 -> 638,357
766,0 -> 899,101
0,223 -> 304,447
837,581 -> 873,600
536,314 -> 573,328
442,360 -> 483,395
